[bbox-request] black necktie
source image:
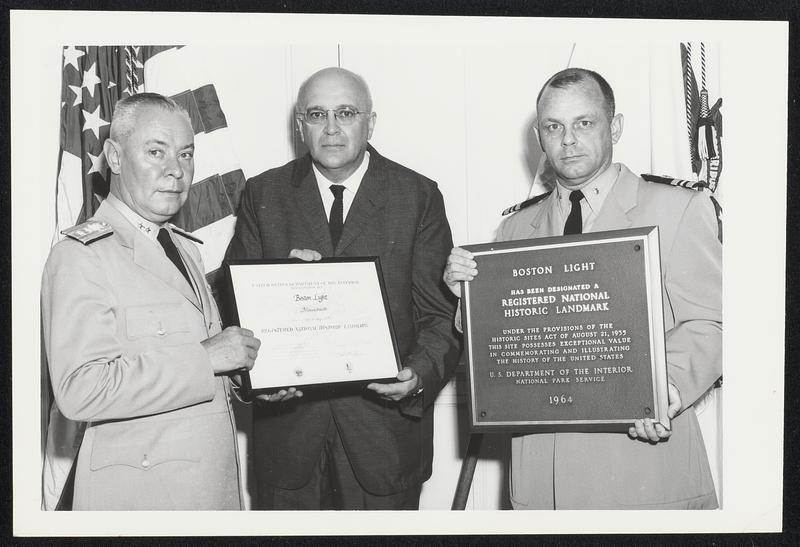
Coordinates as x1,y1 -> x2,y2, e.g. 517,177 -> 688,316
157,228 -> 193,288
563,190 -> 585,235
329,184 -> 345,248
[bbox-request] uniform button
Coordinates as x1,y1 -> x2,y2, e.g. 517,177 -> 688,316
141,457 -> 150,468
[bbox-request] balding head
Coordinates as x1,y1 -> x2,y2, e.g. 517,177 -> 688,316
296,67 -> 373,114
536,68 -> 616,121
294,67 -> 377,184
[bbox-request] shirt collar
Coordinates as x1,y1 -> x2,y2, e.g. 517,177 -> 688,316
555,163 -> 620,215
105,192 -> 164,242
313,150 -> 370,194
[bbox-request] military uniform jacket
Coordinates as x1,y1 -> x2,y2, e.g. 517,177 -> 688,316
502,164 -> 721,509
41,200 -> 242,510
225,145 -> 461,496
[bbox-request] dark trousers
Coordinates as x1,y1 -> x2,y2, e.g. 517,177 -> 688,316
256,415 -> 421,510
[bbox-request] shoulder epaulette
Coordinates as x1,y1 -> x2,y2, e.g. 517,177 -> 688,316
641,174 -> 709,191
169,225 -> 204,244
501,191 -> 553,216
61,220 -> 113,245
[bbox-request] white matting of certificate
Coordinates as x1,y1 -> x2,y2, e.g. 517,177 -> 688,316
228,259 -> 400,390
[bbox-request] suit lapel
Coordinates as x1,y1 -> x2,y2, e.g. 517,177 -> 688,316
94,201 -> 202,311
292,158 -> 335,255
590,165 -> 639,233
335,150 -> 386,255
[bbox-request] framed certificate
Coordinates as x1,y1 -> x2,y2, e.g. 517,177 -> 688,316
461,227 -> 669,433
223,257 -> 401,397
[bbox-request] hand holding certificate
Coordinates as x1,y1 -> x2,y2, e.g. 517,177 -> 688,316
224,255 -> 402,399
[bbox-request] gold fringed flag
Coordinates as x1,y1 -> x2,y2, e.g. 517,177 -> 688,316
681,42 -> 723,194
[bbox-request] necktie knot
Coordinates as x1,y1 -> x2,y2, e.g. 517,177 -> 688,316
329,184 -> 345,199
156,227 -> 172,247
563,190 -> 585,235
569,190 -> 584,204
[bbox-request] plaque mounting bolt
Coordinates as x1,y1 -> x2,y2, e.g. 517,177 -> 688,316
480,411 -> 487,418
634,244 -> 641,252
644,407 -> 652,415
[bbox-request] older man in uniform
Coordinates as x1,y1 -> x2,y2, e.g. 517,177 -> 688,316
42,93 -> 261,510
445,68 -> 721,509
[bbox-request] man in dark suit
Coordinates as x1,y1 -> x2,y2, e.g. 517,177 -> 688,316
225,67 -> 460,509
444,68 -> 721,509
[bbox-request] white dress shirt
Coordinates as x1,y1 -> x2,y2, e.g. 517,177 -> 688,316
312,150 -> 371,222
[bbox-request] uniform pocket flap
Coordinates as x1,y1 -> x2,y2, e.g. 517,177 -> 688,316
89,422 -> 202,471
125,303 -> 191,340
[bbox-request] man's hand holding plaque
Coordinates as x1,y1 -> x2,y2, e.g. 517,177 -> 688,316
443,247 -> 477,299
628,382 -> 682,442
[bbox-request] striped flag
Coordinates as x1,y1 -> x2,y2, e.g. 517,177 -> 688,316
43,44 -> 244,509
53,46 -> 175,242
142,46 -> 247,296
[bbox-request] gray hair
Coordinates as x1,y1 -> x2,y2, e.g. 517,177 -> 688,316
296,67 -> 373,113
110,92 -> 192,142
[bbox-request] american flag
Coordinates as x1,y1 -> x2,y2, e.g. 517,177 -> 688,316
55,46 -> 167,238
54,45 -> 246,278
44,45 -> 246,509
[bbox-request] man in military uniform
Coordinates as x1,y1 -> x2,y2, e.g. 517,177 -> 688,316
444,68 -> 721,509
42,93 -> 261,510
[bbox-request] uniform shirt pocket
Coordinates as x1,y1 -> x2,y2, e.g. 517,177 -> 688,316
124,303 -> 191,340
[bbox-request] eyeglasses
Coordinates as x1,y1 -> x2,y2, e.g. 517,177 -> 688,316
297,107 -> 370,126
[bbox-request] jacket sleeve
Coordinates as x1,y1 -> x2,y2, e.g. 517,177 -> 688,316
225,177 -> 263,261
41,243 -> 217,422
663,192 -> 723,408
401,185 -> 462,416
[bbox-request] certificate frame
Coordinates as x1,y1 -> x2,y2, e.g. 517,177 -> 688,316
222,257 -> 402,398
461,227 -> 669,433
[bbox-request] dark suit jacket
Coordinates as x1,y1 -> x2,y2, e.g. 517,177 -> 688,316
225,145 -> 461,495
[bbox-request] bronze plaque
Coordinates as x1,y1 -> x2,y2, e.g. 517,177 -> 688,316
461,227 -> 669,432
